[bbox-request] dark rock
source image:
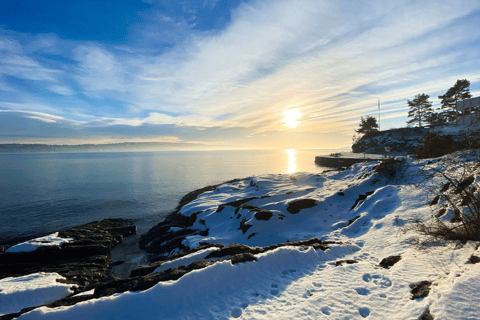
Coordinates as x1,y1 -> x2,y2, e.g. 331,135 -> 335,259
205,244 -> 258,259
247,233 -> 258,239
335,259 -> 358,266
231,253 -> 257,264
95,260 -> 218,297
379,255 -> 401,269
340,215 -> 361,229
419,309 -> 434,320
286,199 -> 317,214
254,210 -> 273,221
217,197 -> 260,212
411,281 -> 432,299
350,191 -> 375,210
441,182 -> 451,192
467,255 -> 480,264
175,181 -> 243,211
455,175 -> 475,194
238,219 -> 253,234
436,208 -> 446,217
111,260 -> 125,266
337,192 -> 345,196
450,210 -> 462,223
430,195 -> 440,206
0,219 -> 136,291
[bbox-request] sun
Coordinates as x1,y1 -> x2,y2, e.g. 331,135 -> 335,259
282,109 -> 302,128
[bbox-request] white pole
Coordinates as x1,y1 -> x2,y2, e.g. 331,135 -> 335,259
378,99 -> 381,131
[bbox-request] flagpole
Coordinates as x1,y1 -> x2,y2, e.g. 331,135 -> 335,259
378,99 -> 381,132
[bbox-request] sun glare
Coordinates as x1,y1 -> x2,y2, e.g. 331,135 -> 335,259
282,109 -> 302,128
287,149 -> 296,173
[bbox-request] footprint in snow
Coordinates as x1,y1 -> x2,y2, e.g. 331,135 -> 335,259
312,282 -> 322,288
281,269 -> 297,275
231,308 -> 242,318
355,288 -> 371,295
359,307 -> 370,318
321,307 -> 331,315
362,274 -> 392,288
303,288 -> 317,298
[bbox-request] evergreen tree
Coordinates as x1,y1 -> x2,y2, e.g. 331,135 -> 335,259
425,112 -> 447,128
355,116 -> 378,134
438,79 -> 472,122
406,93 -> 433,128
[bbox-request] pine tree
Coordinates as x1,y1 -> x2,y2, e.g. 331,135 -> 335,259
355,116 -> 378,134
406,93 -> 433,128
438,79 -> 472,122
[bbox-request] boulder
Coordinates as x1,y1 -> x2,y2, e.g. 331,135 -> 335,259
286,199 -> 317,214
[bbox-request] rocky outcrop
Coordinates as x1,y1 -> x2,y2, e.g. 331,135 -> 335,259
352,127 -> 429,155
0,219 -> 136,293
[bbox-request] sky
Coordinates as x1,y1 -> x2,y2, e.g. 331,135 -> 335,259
1,0 -> 480,150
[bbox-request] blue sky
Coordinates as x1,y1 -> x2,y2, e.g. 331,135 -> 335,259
1,0 -> 480,149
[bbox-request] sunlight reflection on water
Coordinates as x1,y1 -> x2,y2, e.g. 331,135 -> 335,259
287,149 -> 296,173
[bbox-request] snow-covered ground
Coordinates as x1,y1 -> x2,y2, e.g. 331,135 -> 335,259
5,233 -> 74,253
0,273 -> 74,316
5,153 -> 480,319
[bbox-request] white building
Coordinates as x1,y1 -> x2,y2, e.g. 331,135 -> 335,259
456,96 -> 480,130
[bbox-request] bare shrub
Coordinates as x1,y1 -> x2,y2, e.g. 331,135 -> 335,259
415,133 -> 455,159
406,150 -> 480,244
376,157 -> 407,180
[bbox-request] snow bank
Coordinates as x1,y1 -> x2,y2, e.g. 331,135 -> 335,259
0,273 -> 74,316
7,153 -> 480,319
6,232 -> 74,253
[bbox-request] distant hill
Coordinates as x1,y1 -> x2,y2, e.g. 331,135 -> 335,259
0,142 -> 197,153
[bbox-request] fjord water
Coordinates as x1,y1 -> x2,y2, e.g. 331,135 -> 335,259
0,149 -> 331,246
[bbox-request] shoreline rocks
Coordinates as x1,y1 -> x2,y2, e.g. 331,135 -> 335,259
0,219 -> 137,319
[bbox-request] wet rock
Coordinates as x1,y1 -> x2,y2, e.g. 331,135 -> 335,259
286,199 -> 317,214
379,255 -> 402,269
410,281 -> 432,299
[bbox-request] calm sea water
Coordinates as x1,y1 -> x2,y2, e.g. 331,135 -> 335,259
0,149 -> 331,246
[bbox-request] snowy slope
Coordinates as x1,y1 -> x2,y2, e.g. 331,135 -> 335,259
8,154 -> 480,319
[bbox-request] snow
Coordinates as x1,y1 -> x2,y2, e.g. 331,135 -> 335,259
6,153 -> 480,319
151,247 -> 221,274
0,273 -> 75,316
5,232 -> 74,253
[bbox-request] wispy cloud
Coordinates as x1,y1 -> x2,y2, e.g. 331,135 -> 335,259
0,0 -> 479,148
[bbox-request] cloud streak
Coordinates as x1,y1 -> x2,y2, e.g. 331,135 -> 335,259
1,0 -> 480,148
